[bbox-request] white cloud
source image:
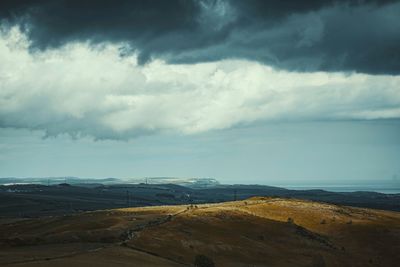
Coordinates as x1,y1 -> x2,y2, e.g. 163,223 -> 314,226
1,26 -> 399,139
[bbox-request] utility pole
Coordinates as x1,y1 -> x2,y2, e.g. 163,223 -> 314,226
126,190 -> 129,206
233,189 -> 237,201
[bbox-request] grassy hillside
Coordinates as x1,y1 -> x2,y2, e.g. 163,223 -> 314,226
1,197 -> 399,266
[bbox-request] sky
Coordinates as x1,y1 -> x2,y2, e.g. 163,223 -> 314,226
0,0 -> 399,185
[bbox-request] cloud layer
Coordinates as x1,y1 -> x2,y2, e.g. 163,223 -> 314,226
1,27 -> 399,139
1,0 -> 399,74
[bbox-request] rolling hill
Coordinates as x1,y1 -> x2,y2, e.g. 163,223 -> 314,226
1,197 -> 399,266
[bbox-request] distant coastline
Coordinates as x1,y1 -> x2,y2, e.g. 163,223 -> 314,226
280,185 -> 400,194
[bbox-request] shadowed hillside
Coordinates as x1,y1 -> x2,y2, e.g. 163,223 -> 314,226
1,183 -> 399,219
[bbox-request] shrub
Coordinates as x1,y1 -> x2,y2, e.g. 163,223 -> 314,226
311,254 -> 326,267
194,254 -> 215,267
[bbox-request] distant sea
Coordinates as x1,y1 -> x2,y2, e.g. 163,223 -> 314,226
281,185 -> 400,194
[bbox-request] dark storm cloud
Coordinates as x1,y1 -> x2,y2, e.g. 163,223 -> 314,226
1,0 -> 399,73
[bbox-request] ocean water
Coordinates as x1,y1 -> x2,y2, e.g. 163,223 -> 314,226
281,185 -> 400,194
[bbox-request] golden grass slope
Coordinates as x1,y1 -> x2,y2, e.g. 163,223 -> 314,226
1,197 -> 399,267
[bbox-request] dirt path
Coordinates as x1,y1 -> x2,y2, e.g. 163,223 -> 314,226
2,208 -> 190,266
1,245 -> 110,266
117,207 -> 191,265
